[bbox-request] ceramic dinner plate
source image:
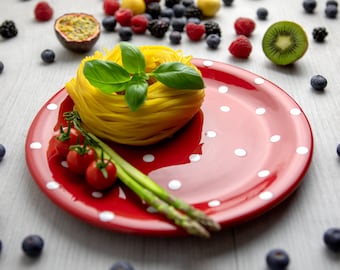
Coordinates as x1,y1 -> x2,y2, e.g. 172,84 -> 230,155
25,59 -> 313,237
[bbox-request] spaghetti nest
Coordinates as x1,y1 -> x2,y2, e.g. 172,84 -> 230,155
65,45 -> 205,146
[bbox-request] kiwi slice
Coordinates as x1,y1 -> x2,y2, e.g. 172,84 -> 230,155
262,21 -> 308,66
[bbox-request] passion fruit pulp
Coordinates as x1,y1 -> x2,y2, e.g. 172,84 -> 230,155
54,13 -> 100,53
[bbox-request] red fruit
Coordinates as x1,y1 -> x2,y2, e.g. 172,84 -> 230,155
66,145 -> 97,175
34,1 -> 53,22
115,8 -> 133,26
86,159 -> 117,190
228,35 -> 252,59
234,17 -> 256,37
185,22 -> 206,41
54,125 -> 83,157
103,0 -> 120,16
130,15 -> 149,34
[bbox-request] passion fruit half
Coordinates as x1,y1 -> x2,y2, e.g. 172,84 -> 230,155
54,13 -> 100,53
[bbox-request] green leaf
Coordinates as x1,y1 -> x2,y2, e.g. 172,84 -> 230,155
120,42 -> 146,74
151,62 -> 205,90
124,76 -> 148,111
83,60 -> 131,93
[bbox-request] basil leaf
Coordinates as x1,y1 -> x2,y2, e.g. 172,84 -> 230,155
120,42 -> 146,74
151,62 -> 205,90
125,76 -> 148,111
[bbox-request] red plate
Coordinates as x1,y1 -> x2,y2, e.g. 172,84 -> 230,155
25,59 -> 313,237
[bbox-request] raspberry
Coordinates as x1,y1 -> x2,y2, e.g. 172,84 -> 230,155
228,35 -> 252,58
234,17 -> 256,37
103,0 -> 120,16
130,15 -> 148,34
185,22 -> 205,41
34,2 -> 53,22
115,8 -> 133,26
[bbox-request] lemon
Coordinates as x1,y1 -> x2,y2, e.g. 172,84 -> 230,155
121,0 -> 146,15
197,0 -> 221,17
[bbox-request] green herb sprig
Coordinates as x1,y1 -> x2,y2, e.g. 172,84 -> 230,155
83,42 -> 205,111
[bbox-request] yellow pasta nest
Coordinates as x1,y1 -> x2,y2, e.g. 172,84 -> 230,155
65,44 -> 205,146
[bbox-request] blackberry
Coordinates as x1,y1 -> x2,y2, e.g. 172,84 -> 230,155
146,2 -> 161,19
266,249 -> 290,270
312,27 -> 328,42
0,61 -> 4,74
165,0 -> 180,8
0,20 -> 18,39
204,21 -> 221,37
22,235 -> 44,258
184,5 -> 202,20
148,19 -> 169,38
182,0 -> 194,7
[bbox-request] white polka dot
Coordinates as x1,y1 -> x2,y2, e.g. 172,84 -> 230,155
92,191 -> 103,198
254,77 -> 265,85
234,148 -> 247,157
61,160 -> 68,168
143,154 -> 155,162
259,191 -> 273,200
168,180 -> 182,190
203,60 -> 213,67
208,200 -> 221,207
296,146 -> 309,155
30,142 -> 42,149
147,206 -> 158,213
189,154 -> 201,162
218,85 -> 229,93
46,181 -> 60,190
99,211 -> 115,222
47,103 -> 58,110
257,170 -> 270,178
290,108 -> 301,115
256,107 -> 266,115
270,135 -> 281,143
205,130 -> 217,138
220,105 -> 231,112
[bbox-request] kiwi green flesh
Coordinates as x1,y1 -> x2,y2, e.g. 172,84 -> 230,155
262,21 -> 308,66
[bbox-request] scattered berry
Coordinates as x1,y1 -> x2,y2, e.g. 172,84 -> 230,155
171,17 -> 187,32
337,144 -> 340,156
118,27 -> 133,41
256,7 -> 269,20
0,240 -> 2,253
182,0 -> 194,7
41,49 -> 55,63
228,35 -> 252,58
102,16 -> 117,32
148,19 -> 170,38
326,0 -> 338,7
303,0 -> 317,13
234,17 -> 256,37
160,7 -> 174,19
324,228 -> 340,252
0,61 -> 4,74
184,5 -> 202,19
22,235 -> 44,258
325,4 -> 338,18
312,27 -> 328,42
146,2 -> 162,19
34,1 -> 53,21
206,34 -> 221,49
185,22 -> 205,41
187,17 -> 201,24
115,8 -> 133,26
130,15 -> 148,34
169,31 -> 182,44
165,0 -> 180,8
204,21 -> 221,37
266,249 -> 290,270
172,4 -> 186,17
110,261 -> 135,270
310,74 -> 327,91
0,20 -> 18,39
222,0 -> 234,6
103,0 -> 120,16
0,144 -> 5,161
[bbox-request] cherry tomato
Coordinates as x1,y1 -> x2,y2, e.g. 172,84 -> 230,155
66,145 -> 97,175
54,124 -> 83,157
85,159 -> 117,190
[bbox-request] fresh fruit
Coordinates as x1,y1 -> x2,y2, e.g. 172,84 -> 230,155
54,125 -> 83,157
324,228 -> 340,252
85,158 -> 118,190
66,145 -> 97,175
206,34 -> 221,49
121,0 -> 146,15
325,4 -> 338,18
145,2 -> 161,19
0,144 -> 6,161
130,15 -> 149,34
0,20 -> 18,39
234,17 -> 256,37
0,240 -> 2,253
110,261 -> 135,270
266,249 -> 290,270
54,13 -> 101,52
312,27 -> 328,42
185,22 -> 205,41
327,0 -> 338,6
34,1 -> 53,21
184,5 -> 202,19
103,0 -> 120,16
102,16 -> 117,32
171,17 -> 187,32
337,144 -> 340,156
165,0 -> 180,8
22,235 -> 44,258
197,0 -> 221,17
262,21 -> 308,66
228,35 -> 252,58
148,19 -> 170,38
169,31 -> 182,44
222,0 -> 234,6
256,7 -> 269,20
160,8 -> 174,19
204,21 -> 221,37
302,0 -> 317,13
41,49 -> 55,63
310,75 -> 328,91
172,4 -> 186,17
0,61 -> 4,74
115,8 -> 133,26
118,26 -> 133,40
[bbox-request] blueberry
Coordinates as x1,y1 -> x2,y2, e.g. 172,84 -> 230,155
206,34 -> 221,49
160,8 -> 174,19
0,240 -> 2,253
102,16 -> 117,32
41,49 -> 55,63
0,144 -> 6,161
173,4 -> 186,17
169,31 -> 182,44
118,27 -> 133,41
171,17 -> 187,32
325,4 -> 338,18
337,144 -> 340,157
326,0 -> 338,7
222,0 -> 234,6
22,235 -> 44,258
303,0 -> 317,13
266,249 -> 290,270
310,74 -> 327,91
110,261 -> 134,270
256,7 -> 269,20
187,17 -> 200,24
324,228 -> 340,252
0,61 -> 4,74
